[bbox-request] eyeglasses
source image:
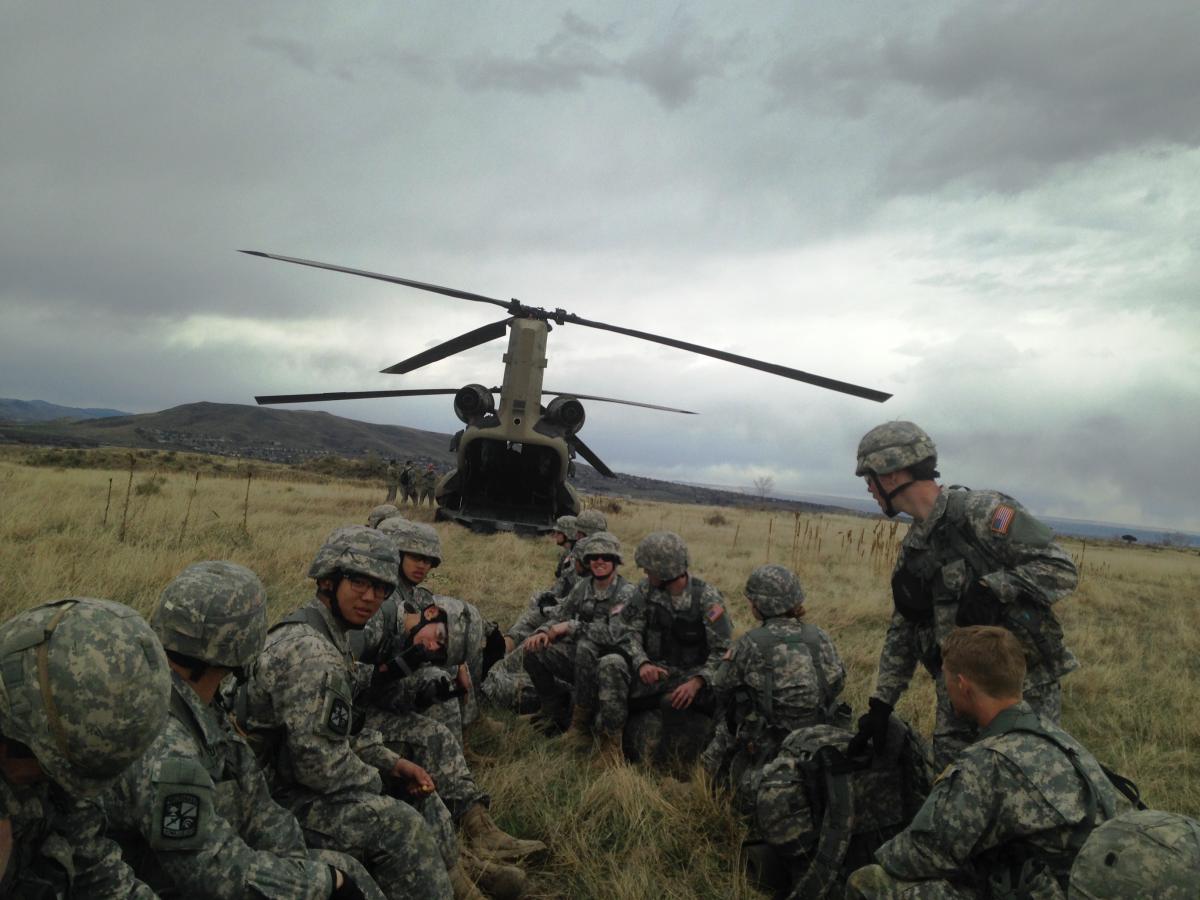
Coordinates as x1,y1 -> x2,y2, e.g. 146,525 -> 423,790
346,575 -> 393,595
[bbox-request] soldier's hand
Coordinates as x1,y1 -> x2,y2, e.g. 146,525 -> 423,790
847,698 -> 893,758
668,676 -> 704,710
548,621 -> 571,640
639,663 -> 670,686
956,580 -> 1002,627
456,663 -> 472,695
330,867 -> 368,900
504,635 -> 516,654
393,758 -> 436,796
524,632 -> 551,652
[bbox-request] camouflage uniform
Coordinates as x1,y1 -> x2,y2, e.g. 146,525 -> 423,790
400,463 -> 418,505
107,670 -> 385,899
524,541 -> 638,728
856,422 -> 1079,770
0,598 -> 171,898
704,566 -> 846,807
873,487 -> 1079,769
1069,809 -> 1200,899
418,466 -> 438,506
242,595 -> 454,900
384,462 -> 400,504
619,574 -> 732,759
845,702 -> 1117,899
105,560 -> 383,900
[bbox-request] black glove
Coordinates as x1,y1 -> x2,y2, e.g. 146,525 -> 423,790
956,579 -> 1002,627
376,644 -> 431,683
329,867 -> 368,900
847,698 -> 892,758
482,623 -> 506,679
412,677 -> 467,711
535,590 -> 559,613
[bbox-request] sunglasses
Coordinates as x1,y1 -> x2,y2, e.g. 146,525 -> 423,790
587,555 -> 619,565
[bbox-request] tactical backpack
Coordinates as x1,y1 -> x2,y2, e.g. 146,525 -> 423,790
750,716 -> 935,899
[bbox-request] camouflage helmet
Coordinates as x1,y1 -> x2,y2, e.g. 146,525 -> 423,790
745,564 -> 806,616
391,521 -> 443,567
367,503 -> 401,528
1069,810 -> 1200,899
580,531 -> 623,565
307,526 -> 400,587
0,598 -> 171,798
152,561 -> 268,668
375,515 -> 413,538
855,421 -> 938,477
635,531 -> 689,580
575,509 -> 608,537
553,515 -> 578,537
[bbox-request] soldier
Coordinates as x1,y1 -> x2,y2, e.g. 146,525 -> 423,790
703,565 -> 845,807
550,515 -> 577,579
384,460 -> 400,504
238,528 -> 460,900
367,504 -> 401,529
0,597 -> 171,897
846,626 -> 1117,899
573,508 -> 608,542
400,461 -> 418,506
105,561 -> 381,900
523,532 -> 638,754
419,464 -> 439,507
850,421 -> 1080,769
619,531 -> 733,764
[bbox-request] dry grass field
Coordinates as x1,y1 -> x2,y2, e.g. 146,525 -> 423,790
2,448 -> 1198,898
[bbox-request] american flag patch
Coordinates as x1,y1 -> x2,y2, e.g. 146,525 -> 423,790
707,605 -> 725,622
990,505 -> 1016,535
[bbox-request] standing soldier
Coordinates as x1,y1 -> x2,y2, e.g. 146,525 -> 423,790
704,565 -> 846,808
846,627 -> 1116,899
106,561 -> 381,899
619,531 -> 733,764
384,460 -> 400,504
238,527 -> 459,900
419,464 -> 438,507
850,421 -> 1080,769
0,597 -> 171,898
400,461 -> 418,506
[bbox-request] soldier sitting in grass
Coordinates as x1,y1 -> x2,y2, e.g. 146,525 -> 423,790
105,561 -> 381,900
0,598 -> 171,898
523,532 -> 639,761
846,626 -> 1118,900
619,531 -> 732,766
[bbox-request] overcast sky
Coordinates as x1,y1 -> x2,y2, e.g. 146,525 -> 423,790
3,1 -> 1198,532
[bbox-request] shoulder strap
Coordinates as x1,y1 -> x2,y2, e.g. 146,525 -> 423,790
270,605 -> 337,647
937,489 -> 996,578
788,746 -> 856,900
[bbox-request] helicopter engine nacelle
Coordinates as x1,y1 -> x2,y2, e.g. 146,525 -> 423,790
543,396 -> 586,436
454,384 -> 495,424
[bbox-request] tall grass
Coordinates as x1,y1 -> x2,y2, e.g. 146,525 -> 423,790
2,452 -> 1197,897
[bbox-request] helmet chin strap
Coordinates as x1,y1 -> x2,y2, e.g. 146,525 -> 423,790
872,473 -> 921,518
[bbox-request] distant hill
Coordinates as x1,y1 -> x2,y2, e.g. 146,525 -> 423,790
0,398 -> 130,422
0,400 -> 849,515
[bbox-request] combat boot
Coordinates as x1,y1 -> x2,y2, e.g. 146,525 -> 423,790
461,847 -> 527,899
461,803 -> 547,863
450,861 -> 487,900
594,729 -> 625,768
559,704 -> 594,750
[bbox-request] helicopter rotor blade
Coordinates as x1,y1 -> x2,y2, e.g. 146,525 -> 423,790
239,251 -> 514,312
256,388 -> 461,405
381,319 -> 511,375
543,390 -> 696,415
569,435 -> 616,478
560,313 -> 892,403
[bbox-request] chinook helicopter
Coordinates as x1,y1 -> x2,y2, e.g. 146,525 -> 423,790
246,251 -> 891,534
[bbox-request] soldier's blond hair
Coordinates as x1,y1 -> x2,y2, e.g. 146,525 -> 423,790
941,626 -> 1025,699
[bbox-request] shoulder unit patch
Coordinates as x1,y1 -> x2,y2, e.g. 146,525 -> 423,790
707,604 -> 725,622
327,697 -> 352,735
989,504 -> 1016,535
160,793 -> 201,840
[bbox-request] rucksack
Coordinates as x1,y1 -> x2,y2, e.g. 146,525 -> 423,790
750,715 -> 935,899
1068,809 -> 1200,899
